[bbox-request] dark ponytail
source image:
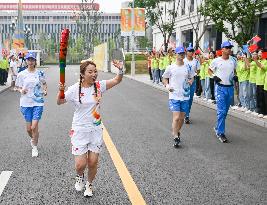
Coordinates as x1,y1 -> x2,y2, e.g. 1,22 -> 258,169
79,74 -> 82,104
93,82 -> 97,97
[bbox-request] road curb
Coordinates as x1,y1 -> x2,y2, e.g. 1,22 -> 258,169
125,75 -> 267,129
0,86 -> 11,94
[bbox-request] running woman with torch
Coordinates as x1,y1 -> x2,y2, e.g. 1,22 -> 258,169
57,29 -> 124,197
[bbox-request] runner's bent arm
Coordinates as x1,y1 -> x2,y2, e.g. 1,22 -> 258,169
106,60 -> 123,90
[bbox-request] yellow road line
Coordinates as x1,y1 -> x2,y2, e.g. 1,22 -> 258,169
103,126 -> 146,205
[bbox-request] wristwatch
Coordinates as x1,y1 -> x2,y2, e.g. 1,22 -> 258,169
118,69 -> 124,75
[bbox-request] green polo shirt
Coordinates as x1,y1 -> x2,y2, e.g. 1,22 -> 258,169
199,63 -> 206,80
159,57 -> 165,70
264,70 -> 267,91
151,58 -> 159,69
205,60 -> 212,78
0,59 -> 8,69
237,60 -> 250,82
249,61 -> 257,84
256,59 -> 267,86
163,56 -> 169,69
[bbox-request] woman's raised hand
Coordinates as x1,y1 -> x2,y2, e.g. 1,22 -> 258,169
112,60 -> 123,70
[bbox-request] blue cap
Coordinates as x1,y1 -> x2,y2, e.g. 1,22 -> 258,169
25,52 -> 36,60
175,46 -> 185,54
221,41 -> 233,49
186,44 -> 194,51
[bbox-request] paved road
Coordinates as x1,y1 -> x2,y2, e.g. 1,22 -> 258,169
0,65 -> 266,205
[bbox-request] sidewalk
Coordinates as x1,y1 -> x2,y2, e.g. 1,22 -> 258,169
125,74 -> 267,128
0,74 -> 11,94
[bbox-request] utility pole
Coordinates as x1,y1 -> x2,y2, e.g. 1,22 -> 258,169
131,0 -> 135,76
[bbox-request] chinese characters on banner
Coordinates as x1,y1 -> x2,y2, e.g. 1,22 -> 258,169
121,8 -> 145,37
12,0 -> 26,52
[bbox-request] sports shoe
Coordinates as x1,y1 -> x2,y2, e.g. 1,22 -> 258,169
173,136 -> 181,148
30,139 -> 34,148
84,182 -> 93,197
216,133 -> 228,143
258,114 -> 264,118
75,174 -> 85,191
184,117 -> 191,124
245,110 -> 252,114
231,105 -> 238,110
237,106 -> 243,111
32,146 -> 38,157
207,99 -> 214,103
263,115 -> 267,119
252,112 -> 258,116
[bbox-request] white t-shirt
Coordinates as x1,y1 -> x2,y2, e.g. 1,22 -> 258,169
65,80 -> 107,132
209,57 -> 237,85
162,63 -> 195,101
15,69 -> 46,107
184,58 -> 200,76
18,58 -> 26,68
10,60 -> 18,75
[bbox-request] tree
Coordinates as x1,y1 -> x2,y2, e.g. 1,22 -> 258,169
186,0 -> 211,50
38,33 -> 54,56
200,0 -> 267,46
133,0 -> 181,52
137,36 -> 152,49
92,37 -> 101,47
76,0 -> 103,56
68,36 -> 86,63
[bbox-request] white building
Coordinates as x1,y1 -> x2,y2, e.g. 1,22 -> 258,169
152,0 -> 267,52
0,3 -> 121,50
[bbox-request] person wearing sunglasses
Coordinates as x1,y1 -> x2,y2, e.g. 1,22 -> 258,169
183,45 -> 200,124
208,41 -> 237,143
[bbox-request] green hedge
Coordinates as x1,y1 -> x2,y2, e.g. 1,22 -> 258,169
125,53 -> 146,61
125,60 -> 147,74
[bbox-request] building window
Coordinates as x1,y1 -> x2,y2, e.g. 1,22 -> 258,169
190,0 -> 194,12
181,0 -> 185,15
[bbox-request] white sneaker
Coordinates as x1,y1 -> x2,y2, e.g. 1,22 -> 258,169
75,175 -> 85,191
242,107 -> 248,112
207,99 -> 213,103
32,146 -> 38,157
84,182 -> 93,197
232,106 -> 238,110
252,112 -> 258,116
258,114 -> 264,118
245,110 -> 252,114
263,115 -> 267,119
203,98 -> 207,101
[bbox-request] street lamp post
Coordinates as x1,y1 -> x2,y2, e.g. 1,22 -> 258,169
9,17 -> 17,50
24,26 -> 32,49
131,0 -> 135,76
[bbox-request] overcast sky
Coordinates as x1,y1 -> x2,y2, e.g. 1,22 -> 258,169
0,0 -> 128,13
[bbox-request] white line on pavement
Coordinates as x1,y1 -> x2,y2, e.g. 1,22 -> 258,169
0,171 -> 13,196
